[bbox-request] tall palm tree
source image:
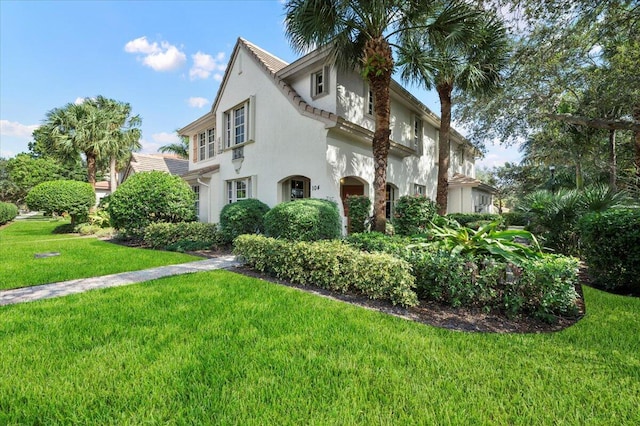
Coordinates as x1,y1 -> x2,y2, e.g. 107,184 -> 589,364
284,0 -> 467,231
43,97 -> 142,189
398,2 -> 509,214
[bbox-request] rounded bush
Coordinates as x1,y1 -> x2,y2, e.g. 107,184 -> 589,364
578,209 -> 640,292
219,199 -> 270,243
25,180 -> 94,225
106,171 -> 195,237
264,199 -> 341,241
393,195 -> 437,236
345,195 -> 371,234
0,202 -> 19,225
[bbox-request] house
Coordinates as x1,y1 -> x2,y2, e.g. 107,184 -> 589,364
94,181 -> 111,206
179,37 -> 493,229
448,173 -> 497,214
120,153 -> 189,183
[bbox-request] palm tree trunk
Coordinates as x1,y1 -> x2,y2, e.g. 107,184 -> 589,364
86,153 -> 97,188
365,37 -> 393,233
609,129 -> 617,191
109,156 -> 118,192
436,83 -> 453,215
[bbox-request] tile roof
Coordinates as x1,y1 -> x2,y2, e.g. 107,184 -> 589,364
128,153 -> 189,176
449,173 -> 497,193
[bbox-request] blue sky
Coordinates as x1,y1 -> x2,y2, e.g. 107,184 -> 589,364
0,0 -> 519,167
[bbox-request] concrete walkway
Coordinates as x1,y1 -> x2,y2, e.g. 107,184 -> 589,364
0,256 -> 240,306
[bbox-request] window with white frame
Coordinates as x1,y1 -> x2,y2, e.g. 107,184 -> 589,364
459,146 -> 465,166
414,184 -> 426,196
413,116 -> 423,154
224,101 -> 249,148
385,184 -> 396,219
311,67 -> 329,98
366,88 -> 374,116
207,128 -> 215,158
192,185 -> 200,216
226,178 -> 252,204
198,132 -> 206,161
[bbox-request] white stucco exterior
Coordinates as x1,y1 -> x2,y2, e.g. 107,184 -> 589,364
179,38 -> 488,229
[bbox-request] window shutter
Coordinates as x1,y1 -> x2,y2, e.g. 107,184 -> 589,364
192,135 -> 198,163
249,96 -> 256,142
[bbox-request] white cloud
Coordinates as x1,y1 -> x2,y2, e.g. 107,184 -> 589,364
124,37 -> 186,72
0,120 -> 39,139
74,97 -> 86,105
189,51 -> 226,81
188,97 -> 209,108
151,132 -> 180,144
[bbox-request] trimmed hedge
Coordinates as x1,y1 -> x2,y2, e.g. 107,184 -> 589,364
143,222 -> 224,252
264,199 -> 341,241
344,232 -> 580,320
502,211 -> 529,227
578,209 -> 640,292
219,199 -> 270,243
107,171 -> 196,237
25,180 -> 94,225
234,234 -> 418,307
393,195 -> 437,236
0,202 -> 19,225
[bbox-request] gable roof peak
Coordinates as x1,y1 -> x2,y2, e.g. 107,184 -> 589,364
237,37 -> 289,75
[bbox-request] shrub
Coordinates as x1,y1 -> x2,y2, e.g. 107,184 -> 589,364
502,212 -> 529,227
393,195 -> 437,236
143,222 -> 224,251
25,180 -> 94,225
345,195 -> 371,234
406,249 -> 579,320
578,209 -> 640,292
345,232 -> 414,258
0,202 -> 19,225
74,223 -> 115,238
264,199 -> 341,241
106,171 -> 196,237
447,213 -> 504,228
219,199 -> 270,243
234,234 -> 418,307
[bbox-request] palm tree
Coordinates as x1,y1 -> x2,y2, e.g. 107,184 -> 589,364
397,3 -> 509,214
43,97 -> 142,189
284,0 -> 468,231
159,132 -> 189,159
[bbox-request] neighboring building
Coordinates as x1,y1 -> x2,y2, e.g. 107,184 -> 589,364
179,37 -> 492,229
448,173 -> 497,214
120,153 -> 189,183
94,181 -> 111,206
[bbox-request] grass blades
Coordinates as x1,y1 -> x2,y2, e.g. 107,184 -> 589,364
0,219 -> 198,290
1,271 -> 638,424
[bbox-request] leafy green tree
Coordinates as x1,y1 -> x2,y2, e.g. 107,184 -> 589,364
106,171 -> 196,237
25,180 -> 95,225
283,0 -> 470,231
5,154 -> 67,204
398,2 -> 509,214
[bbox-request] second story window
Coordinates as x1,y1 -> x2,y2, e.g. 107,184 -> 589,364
367,89 -> 374,116
207,128 -> 215,158
198,132 -> 206,161
311,66 -> 329,98
413,116 -> 423,155
224,101 -> 249,148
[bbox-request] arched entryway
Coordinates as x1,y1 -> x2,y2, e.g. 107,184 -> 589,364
340,176 -> 368,232
279,175 -> 311,202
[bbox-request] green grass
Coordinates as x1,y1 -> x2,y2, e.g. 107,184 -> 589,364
1,270 -> 638,425
0,219 -> 198,290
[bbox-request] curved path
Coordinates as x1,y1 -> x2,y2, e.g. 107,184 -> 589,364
0,256 -> 240,306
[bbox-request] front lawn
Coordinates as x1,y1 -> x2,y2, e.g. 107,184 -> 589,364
1,270 -> 638,424
0,219 -> 198,290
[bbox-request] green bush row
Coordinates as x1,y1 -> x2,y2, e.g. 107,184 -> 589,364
143,222 -> 224,252
578,209 -> 640,292
406,250 -> 580,320
502,211 -> 529,227
345,232 -> 579,320
393,195 -> 438,236
0,202 -> 19,225
234,235 -> 418,307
